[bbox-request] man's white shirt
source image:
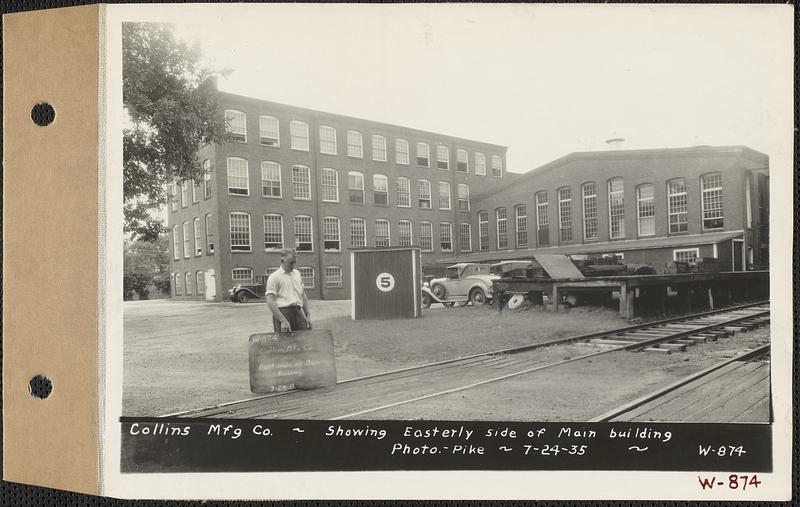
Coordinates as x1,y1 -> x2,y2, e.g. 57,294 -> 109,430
265,267 -> 305,307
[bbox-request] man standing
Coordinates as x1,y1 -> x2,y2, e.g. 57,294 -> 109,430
265,249 -> 312,332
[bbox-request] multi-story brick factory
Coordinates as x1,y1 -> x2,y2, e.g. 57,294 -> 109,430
168,88 -> 769,301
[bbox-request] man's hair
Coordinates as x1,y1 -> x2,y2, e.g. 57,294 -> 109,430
281,248 -> 297,259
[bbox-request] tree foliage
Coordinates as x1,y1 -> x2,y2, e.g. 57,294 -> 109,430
124,234 -> 171,274
123,22 -> 230,241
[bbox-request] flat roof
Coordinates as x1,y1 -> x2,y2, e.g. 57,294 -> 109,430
438,230 -> 744,264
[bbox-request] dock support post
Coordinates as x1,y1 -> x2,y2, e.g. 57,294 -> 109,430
626,288 -> 635,319
551,284 -> 560,312
619,281 -> 628,318
707,287 -> 714,310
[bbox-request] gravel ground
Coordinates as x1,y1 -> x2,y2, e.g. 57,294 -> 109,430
123,300 -> 627,416
357,326 -> 771,421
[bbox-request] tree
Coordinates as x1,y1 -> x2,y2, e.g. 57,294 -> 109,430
123,22 -> 231,241
124,234 -> 171,274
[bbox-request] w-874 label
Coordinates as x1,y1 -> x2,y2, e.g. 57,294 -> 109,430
698,474 -> 762,491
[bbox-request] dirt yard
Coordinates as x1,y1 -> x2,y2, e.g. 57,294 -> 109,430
123,300 -> 628,416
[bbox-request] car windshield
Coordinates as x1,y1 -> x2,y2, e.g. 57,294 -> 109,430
446,267 -> 459,279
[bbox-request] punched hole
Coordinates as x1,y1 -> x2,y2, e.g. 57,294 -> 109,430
28,375 -> 53,399
31,102 -> 56,127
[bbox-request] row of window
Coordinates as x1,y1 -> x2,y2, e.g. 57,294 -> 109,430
224,158 -> 471,210
171,213 -> 475,259
224,109 -> 503,176
168,161 -> 213,211
477,174 -> 724,251
172,271 -> 206,296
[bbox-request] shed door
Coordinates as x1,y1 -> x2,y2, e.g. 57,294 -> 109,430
732,240 -> 744,271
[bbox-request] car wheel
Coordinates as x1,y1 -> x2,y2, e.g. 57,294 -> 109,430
431,284 -> 446,300
470,287 -> 487,305
507,294 -> 525,310
421,292 -> 432,309
237,292 -> 250,303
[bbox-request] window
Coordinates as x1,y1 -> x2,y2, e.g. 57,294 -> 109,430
398,220 -> 412,246
226,157 -> 249,195
347,130 -> 363,158
263,214 -> 283,250
440,223 -> 453,252
185,272 -> 192,296
582,183 -> 598,240
436,145 -> 449,170
261,161 -> 281,198
491,155 -> 502,177
460,223 -> 472,252
637,184 -> 655,236
169,182 -> 178,211
558,188 -> 573,242
350,218 -> 366,248
174,273 -> 182,295
290,121 -> 309,151
292,165 -> 311,200
225,110 -> 247,143
195,271 -> 204,296
298,267 -> 315,288
416,142 -> 430,167
321,168 -> 339,202
536,192 -> 549,246
418,179 -> 432,208
259,115 -> 279,147
205,213 -> 214,254
229,212 -> 251,252
396,177 -> 411,207
478,211 -> 489,251
348,171 -> 365,204
181,181 -> 188,207
372,174 -> 388,205
203,160 -> 212,198
496,208 -> 508,249
192,180 -> 199,203
325,266 -> 343,288
667,179 -> 688,234
323,217 -> 341,252
395,139 -> 409,165
375,219 -> 390,247
319,126 -> 337,155
456,149 -> 468,173
457,184 -> 470,211
294,215 -> 313,252
266,267 -> 278,276
232,267 -> 253,285
673,248 -> 700,263
475,153 -> 486,175
182,221 -> 191,258
438,181 -> 451,210
701,173 -> 723,230
608,178 -> 625,239
372,135 -> 387,161
515,205 -> 528,248
172,225 -> 180,260
193,217 -> 202,256
420,222 -> 433,251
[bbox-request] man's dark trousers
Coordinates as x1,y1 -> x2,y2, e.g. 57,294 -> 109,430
272,306 -> 307,332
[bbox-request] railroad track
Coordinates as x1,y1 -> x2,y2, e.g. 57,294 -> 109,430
168,301 -> 769,420
590,344 -> 771,423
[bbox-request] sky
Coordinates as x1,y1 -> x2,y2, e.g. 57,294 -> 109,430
162,4 -> 792,175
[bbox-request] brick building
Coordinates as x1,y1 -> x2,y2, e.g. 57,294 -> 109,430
167,88 -> 510,300
443,144 -> 770,272
167,87 -> 769,301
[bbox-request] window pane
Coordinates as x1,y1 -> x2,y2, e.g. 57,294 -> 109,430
319,126 -> 337,155
290,121 -> 309,151
460,223 -> 472,252
440,222 -> 452,252
479,210 -> 489,251
323,217 -> 341,252
395,139 -> 410,165
398,220 -> 412,246
263,214 -> 283,250
420,222 -> 433,251
321,168 -> 339,202
438,181 -> 451,210
350,218 -> 366,248
418,180 -> 431,208
456,149 -> 468,173
608,179 -> 625,239
668,179 -> 688,233
397,178 -> 410,207
496,208 -> 508,249
373,174 -> 388,205
349,171 -> 365,203
457,184 -> 470,211
227,158 -> 249,195
372,135 -> 387,161
416,143 -> 429,167
637,184 -> 655,236
475,153 -> 486,175
259,116 -> 279,147
298,267 -> 315,288
536,192 -> 549,246
225,110 -> 247,142
701,174 -> 723,229
491,155 -> 502,177
515,205 -> 528,248
292,165 -> 311,200
232,267 -> 253,285
558,188 -> 572,242
347,131 -> 363,158
325,266 -> 343,288
375,219 -> 390,247
261,161 -> 281,198
582,183 -> 598,240
229,213 -> 251,251
436,146 -> 449,170
294,216 -> 313,251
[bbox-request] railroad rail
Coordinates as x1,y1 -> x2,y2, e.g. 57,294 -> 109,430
168,301 -> 769,420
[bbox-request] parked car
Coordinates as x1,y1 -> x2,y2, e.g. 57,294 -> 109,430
227,275 -> 267,303
427,263 -> 499,306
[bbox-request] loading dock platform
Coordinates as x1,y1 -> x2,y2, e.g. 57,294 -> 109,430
492,270 -> 769,318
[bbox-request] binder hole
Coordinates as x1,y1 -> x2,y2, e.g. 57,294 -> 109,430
28,375 -> 52,399
31,102 -> 55,127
